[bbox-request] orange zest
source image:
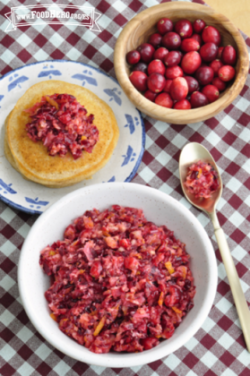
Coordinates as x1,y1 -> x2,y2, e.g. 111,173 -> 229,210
93,316 -> 106,336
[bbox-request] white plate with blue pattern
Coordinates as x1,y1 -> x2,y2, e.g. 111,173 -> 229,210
0,60 -> 145,214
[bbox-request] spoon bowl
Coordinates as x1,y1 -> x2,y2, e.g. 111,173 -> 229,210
179,142 -> 222,215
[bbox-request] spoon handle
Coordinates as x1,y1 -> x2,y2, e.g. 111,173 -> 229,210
213,225 -> 250,352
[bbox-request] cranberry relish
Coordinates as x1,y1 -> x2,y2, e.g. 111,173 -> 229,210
185,160 -> 220,199
40,205 -> 196,354
25,94 -> 99,159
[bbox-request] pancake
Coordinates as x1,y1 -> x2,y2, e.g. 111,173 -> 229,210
6,81 -> 119,188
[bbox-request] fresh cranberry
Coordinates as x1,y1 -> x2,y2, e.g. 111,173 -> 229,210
218,65 -> 235,81
173,99 -> 191,109
201,85 -> 220,103
155,92 -> 173,108
163,79 -> 173,93
148,59 -> 165,75
221,45 -> 237,66
126,50 -> 141,65
191,34 -> 202,45
147,73 -> 166,93
195,66 -> 214,85
193,19 -> 206,34
217,46 -> 224,59
209,59 -> 223,76
181,51 -> 202,75
131,62 -> 148,74
154,47 -> 169,61
190,91 -> 209,108
174,19 -> 193,38
170,77 -> 188,101
212,77 -> 226,91
144,90 -> 157,102
137,43 -> 155,63
184,76 -> 199,93
181,38 -> 200,52
129,71 -> 148,91
148,33 -> 162,48
162,32 -> 181,50
157,17 -> 174,35
165,66 -> 183,80
164,51 -> 182,67
200,42 -> 218,62
202,26 -> 221,45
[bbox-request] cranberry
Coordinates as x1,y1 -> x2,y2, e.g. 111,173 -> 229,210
209,59 -> 223,76
181,51 -> 202,75
165,66 -> 183,80
173,99 -> 191,109
217,46 -> 224,59
148,59 -> 165,75
181,38 -> 200,52
164,51 -> 182,67
212,77 -> 226,91
162,32 -> 181,50
200,42 -> 218,62
192,34 -> 202,45
154,47 -> 169,61
190,91 -> 209,108
131,62 -> 148,74
148,33 -> 162,48
155,92 -> 173,108
201,85 -> 220,103
184,76 -> 199,93
129,71 -> 148,92
157,17 -> 174,35
221,45 -> 237,66
193,19 -> 206,34
202,26 -> 221,46
144,90 -> 157,102
174,19 -> 193,38
147,73 -> 166,93
195,66 -> 214,85
126,50 -> 141,65
218,65 -> 235,81
163,79 -> 173,93
137,43 -> 155,63
170,77 -> 188,101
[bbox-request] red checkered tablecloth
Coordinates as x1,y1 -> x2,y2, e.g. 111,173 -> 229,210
1,0 -> 250,375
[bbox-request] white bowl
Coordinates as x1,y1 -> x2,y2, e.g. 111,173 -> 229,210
18,182 -> 217,368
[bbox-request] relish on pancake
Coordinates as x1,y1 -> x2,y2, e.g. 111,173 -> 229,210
25,93 -> 99,160
5,81 -> 119,188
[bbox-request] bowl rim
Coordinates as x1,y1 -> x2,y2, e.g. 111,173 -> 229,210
114,1 -> 249,124
18,182 -> 218,367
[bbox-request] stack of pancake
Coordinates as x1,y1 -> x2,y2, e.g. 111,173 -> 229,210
5,81 -> 119,188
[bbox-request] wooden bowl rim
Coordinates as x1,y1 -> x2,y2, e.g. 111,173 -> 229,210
114,1 -> 249,124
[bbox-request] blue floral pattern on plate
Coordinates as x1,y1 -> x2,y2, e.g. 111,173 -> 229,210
0,60 -> 145,214
72,70 -> 98,86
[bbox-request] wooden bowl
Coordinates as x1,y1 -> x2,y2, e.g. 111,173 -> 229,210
114,2 -> 249,124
